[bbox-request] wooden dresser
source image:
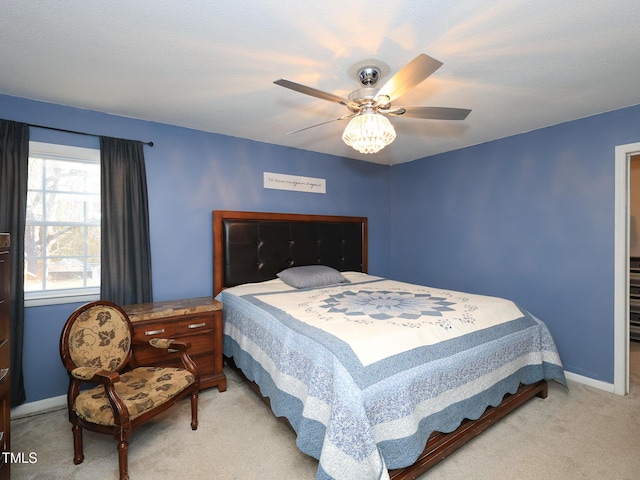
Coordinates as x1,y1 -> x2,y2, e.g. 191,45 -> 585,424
123,297 -> 226,392
0,233 -> 10,480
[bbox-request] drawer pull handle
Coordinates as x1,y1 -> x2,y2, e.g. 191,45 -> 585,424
188,322 -> 207,329
0,368 -> 8,382
144,328 -> 165,336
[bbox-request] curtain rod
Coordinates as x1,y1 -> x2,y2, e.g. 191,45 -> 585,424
28,123 -> 154,147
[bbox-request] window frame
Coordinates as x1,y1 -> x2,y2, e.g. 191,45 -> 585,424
25,141 -> 101,307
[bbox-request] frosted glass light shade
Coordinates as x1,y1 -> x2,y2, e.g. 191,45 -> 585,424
342,113 -> 396,154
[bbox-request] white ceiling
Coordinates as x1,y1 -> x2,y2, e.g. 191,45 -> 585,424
1,1 -> 639,166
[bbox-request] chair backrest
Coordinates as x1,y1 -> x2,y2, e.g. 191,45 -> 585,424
61,301 -> 133,373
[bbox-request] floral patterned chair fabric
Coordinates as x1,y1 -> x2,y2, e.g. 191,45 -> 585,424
60,301 -> 200,480
67,304 -> 132,372
74,366 -> 196,426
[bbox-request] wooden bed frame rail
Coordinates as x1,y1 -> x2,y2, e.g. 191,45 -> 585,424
388,380 -> 548,479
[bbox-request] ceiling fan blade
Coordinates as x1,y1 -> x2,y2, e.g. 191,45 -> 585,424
274,78 -> 355,108
376,54 -> 443,102
386,106 -> 471,120
286,113 -> 357,134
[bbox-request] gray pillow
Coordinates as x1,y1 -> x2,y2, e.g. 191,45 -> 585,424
277,265 -> 349,289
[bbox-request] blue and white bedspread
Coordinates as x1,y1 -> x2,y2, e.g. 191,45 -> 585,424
217,272 -> 565,480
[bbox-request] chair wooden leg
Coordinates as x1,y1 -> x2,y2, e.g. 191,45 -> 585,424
71,424 -> 84,465
117,440 -> 129,480
191,391 -> 198,430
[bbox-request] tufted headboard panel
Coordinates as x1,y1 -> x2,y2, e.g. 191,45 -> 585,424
213,211 -> 367,295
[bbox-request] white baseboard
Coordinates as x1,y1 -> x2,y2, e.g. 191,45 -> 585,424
564,370 -> 615,393
7,370 -> 616,420
10,394 -> 67,420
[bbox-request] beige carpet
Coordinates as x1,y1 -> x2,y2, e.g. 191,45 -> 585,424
11,343 -> 640,480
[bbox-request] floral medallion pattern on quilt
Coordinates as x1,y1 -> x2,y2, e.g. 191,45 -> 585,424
319,289 -> 456,320
74,367 -> 196,426
68,306 -> 131,371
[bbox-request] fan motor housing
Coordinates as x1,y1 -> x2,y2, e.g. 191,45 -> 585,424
348,87 -> 378,102
358,66 -> 380,86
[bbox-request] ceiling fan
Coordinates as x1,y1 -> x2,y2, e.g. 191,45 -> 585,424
274,53 -> 471,154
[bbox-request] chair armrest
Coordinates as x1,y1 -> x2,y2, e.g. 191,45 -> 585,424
131,338 -> 199,383
148,338 -> 192,351
71,367 -> 120,384
150,339 -> 198,379
69,367 -> 128,422
132,338 -> 192,351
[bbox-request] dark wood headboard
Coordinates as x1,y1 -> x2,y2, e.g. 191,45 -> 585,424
213,210 -> 368,296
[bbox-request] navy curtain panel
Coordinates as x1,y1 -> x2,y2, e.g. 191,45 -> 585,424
0,119 -> 28,406
100,136 -> 153,306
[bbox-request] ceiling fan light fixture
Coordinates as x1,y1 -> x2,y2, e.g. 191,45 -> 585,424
342,111 -> 396,154
275,54 -> 470,156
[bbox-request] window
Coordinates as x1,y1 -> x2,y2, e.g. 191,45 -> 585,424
25,142 -> 100,306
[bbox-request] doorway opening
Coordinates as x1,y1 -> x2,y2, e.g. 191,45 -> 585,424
628,155 -> 640,389
614,143 -> 640,395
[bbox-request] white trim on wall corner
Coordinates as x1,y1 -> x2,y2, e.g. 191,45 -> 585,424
614,142 -> 640,396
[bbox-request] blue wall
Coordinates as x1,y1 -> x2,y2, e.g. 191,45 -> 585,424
3,93 -> 640,403
388,104 -> 640,383
0,94 -> 392,403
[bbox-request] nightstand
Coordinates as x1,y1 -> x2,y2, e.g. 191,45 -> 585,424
123,297 -> 227,392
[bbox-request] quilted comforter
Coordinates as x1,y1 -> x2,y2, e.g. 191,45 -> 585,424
217,272 -> 566,480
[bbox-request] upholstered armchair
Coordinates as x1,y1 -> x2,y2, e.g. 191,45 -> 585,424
59,301 -> 200,480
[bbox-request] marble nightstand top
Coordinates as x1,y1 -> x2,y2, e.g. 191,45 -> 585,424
123,296 -> 221,322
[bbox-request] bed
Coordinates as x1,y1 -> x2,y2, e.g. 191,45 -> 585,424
213,210 -> 565,480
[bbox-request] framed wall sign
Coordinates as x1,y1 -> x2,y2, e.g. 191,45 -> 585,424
263,172 -> 326,194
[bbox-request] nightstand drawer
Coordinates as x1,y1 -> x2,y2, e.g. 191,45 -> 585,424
175,313 -> 217,334
134,321 -> 178,340
0,339 -> 9,399
0,339 -> 7,369
0,370 -> 8,400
